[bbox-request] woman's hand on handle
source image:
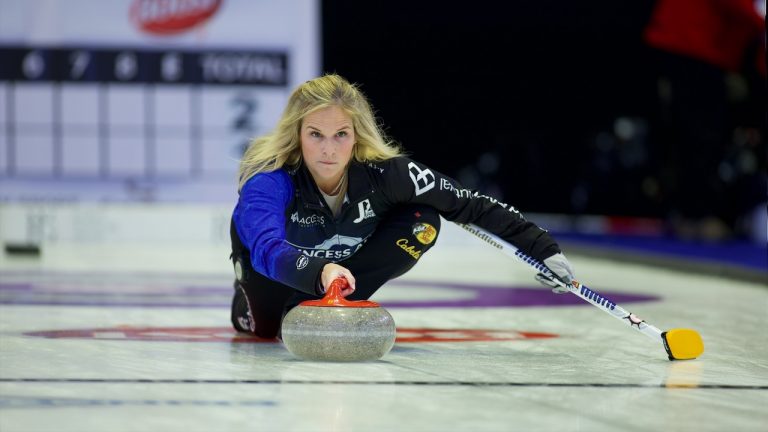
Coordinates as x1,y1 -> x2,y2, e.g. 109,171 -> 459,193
538,252 -> 575,294
320,263 -> 356,296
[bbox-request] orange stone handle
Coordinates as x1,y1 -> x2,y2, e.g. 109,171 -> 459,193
299,277 -> 381,308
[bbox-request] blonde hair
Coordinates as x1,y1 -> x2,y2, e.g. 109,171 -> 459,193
238,73 -> 402,190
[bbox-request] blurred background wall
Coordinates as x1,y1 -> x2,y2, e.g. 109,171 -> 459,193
0,0 -> 765,247
322,0 -> 767,242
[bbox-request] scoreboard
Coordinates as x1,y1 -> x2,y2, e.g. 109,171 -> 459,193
0,45 -> 287,180
0,0 -> 319,203
0,47 -> 288,85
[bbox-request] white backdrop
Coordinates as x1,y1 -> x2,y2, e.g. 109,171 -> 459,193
0,0 -> 320,203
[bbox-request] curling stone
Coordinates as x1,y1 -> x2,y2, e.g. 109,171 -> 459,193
281,278 -> 396,362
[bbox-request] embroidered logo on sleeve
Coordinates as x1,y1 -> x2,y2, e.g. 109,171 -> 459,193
296,255 -> 309,270
412,222 -> 437,245
408,162 -> 435,196
396,238 -> 422,259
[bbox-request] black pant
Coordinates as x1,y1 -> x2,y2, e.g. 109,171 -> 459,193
230,204 -> 441,338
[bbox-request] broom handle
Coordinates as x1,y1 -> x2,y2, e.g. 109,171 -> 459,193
456,223 -> 664,343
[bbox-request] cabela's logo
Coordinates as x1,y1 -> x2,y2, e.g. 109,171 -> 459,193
396,238 -> 422,260
130,0 -> 222,35
412,223 -> 437,245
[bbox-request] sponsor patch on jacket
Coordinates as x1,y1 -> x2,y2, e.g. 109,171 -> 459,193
290,212 -> 325,228
412,223 -> 437,245
352,199 -> 376,223
292,235 -> 366,262
407,162 -> 435,196
396,238 -> 422,260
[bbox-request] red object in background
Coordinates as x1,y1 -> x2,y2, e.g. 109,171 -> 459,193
23,326 -> 559,343
643,0 -> 765,75
605,216 -> 664,237
130,0 -> 223,35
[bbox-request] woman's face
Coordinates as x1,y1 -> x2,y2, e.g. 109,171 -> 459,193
300,105 -> 355,192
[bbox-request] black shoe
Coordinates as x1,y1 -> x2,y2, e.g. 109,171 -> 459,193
230,281 -> 255,333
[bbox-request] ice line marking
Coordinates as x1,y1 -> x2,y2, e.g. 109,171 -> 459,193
1,378 -> 765,390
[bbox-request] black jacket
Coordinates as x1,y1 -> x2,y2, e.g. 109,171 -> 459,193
232,156 -> 560,295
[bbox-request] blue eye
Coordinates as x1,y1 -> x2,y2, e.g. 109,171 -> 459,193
310,131 -> 321,138
337,131 -> 348,138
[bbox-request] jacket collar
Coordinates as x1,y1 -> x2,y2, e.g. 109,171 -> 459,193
293,160 -> 374,206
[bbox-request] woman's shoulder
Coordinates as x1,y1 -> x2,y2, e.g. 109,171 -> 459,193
240,168 -> 294,195
362,156 -> 416,173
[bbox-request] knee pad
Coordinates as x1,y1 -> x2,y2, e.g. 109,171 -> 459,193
232,251 -> 256,285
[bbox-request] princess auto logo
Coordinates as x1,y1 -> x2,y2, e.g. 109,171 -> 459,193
130,0 -> 222,35
295,235 -> 364,260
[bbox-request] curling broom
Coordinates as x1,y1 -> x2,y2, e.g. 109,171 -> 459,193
457,223 -> 704,361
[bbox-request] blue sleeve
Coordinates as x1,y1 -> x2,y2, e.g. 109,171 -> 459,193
232,171 -> 329,294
